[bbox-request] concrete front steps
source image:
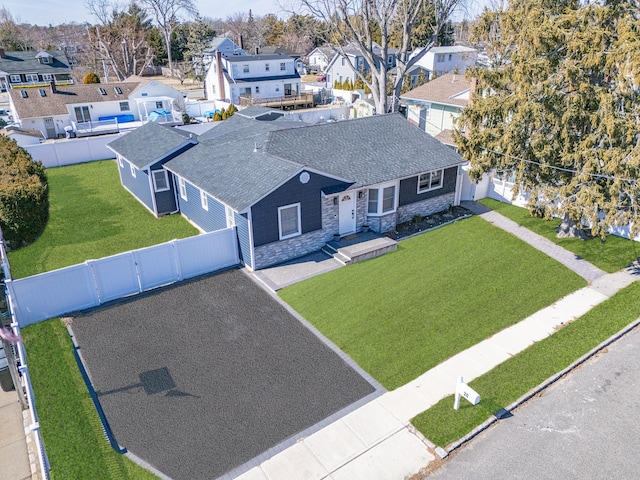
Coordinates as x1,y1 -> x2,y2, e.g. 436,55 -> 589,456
322,232 -> 398,265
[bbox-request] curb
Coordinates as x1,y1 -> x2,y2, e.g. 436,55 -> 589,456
442,316 -> 640,456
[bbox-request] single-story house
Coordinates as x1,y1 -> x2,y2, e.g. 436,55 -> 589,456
108,112 -> 465,270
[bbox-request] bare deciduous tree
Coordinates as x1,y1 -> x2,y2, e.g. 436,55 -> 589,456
290,0 -> 462,114
138,0 -> 197,76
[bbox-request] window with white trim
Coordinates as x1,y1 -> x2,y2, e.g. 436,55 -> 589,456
265,63 -> 270,71
243,64 -> 249,73
179,178 -> 187,200
367,183 -> 397,215
42,73 -> 52,81
200,190 -> 208,210
225,206 -> 235,227
152,170 -> 169,192
10,75 -> 21,83
278,203 -> 301,239
437,54 -> 445,62
255,86 -> 260,94
155,101 -> 163,109
25,73 -> 38,83
130,164 -> 137,178
118,156 -> 123,168
119,101 -> 130,111
417,169 -> 444,193
280,62 -> 286,71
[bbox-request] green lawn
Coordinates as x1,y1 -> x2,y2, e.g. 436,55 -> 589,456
480,198 -> 639,273
7,160 -> 198,279
23,320 -> 159,480
279,216 -> 586,390
413,281 -> 640,447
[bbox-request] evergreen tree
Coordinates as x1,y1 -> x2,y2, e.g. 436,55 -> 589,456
0,137 -> 48,248
457,0 -> 640,239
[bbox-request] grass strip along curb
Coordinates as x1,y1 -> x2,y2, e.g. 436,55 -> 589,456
413,281 -> 640,450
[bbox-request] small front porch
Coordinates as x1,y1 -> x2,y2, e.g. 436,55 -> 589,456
323,231 -> 398,265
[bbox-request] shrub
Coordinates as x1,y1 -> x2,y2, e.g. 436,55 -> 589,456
227,104 -> 237,115
82,72 -> 100,84
0,137 -> 48,248
212,112 -> 222,121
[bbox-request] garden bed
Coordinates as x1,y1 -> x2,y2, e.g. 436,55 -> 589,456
385,206 -> 472,240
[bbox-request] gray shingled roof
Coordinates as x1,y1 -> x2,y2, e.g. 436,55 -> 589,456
236,106 -> 283,119
0,49 -> 70,75
8,82 -> 140,119
107,121 -> 196,168
265,114 -> 463,189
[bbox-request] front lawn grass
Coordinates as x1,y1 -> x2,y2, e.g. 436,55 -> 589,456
480,198 -> 639,273
7,160 -> 198,278
22,320 -> 158,480
279,216 -> 586,390
414,281 -> 640,447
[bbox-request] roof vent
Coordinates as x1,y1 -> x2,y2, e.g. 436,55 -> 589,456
20,90 -> 28,98
99,87 -> 107,95
38,88 -> 46,97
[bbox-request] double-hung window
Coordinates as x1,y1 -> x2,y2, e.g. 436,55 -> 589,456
119,101 -> 130,111
280,62 -> 286,71
25,73 -> 38,83
130,164 -> 137,178
278,203 -> 301,240
417,169 -> 444,193
367,183 -> 397,215
152,170 -> 169,192
179,178 -> 187,200
200,190 -> 208,210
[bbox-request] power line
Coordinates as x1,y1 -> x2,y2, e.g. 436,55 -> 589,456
480,147 -> 639,184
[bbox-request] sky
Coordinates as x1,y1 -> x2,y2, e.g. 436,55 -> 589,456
2,0 -> 290,26
2,0 -> 482,26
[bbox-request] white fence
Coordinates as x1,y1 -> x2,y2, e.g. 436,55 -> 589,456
25,134 -> 121,168
7,228 -> 239,326
185,100 -> 231,119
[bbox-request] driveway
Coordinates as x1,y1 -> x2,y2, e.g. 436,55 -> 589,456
429,324 -> 640,479
70,268 -> 377,480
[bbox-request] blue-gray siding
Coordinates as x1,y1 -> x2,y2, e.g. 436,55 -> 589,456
235,213 -> 252,267
120,160 -> 153,212
177,180 -> 227,232
398,166 -> 457,207
251,171 -> 349,247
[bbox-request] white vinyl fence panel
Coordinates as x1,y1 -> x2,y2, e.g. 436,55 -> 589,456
8,228 -> 239,326
25,134 -> 121,167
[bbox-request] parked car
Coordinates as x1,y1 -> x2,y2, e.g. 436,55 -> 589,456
317,75 -> 327,82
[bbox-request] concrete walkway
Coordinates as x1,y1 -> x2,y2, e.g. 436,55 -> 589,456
461,201 -> 607,282
0,388 -> 31,480
235,204 -> 639,480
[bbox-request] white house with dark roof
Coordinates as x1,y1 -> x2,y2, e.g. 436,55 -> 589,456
324,44 -> 398,91
408,45 -> 478,81
400,72 -> 473,147
307,46 -> 334,72
108,112 -> 465,270
201,36 -> 246,72
205,52 -> 303,107
0,48 -> 73,91
7,80 -> 184,139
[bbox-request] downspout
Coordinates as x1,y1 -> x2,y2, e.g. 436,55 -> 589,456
148,169 -> 159,216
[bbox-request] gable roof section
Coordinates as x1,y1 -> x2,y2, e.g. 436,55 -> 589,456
265,114 -> 463,189
8,82 -> 140,119
1,126 -> 44,139
0,49 -> 70,75
400,73 -> 472,107
107,121 -> 196,168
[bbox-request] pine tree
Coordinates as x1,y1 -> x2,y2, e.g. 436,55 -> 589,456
457,0 -> 640,239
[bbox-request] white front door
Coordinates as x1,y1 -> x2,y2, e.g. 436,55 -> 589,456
338,192 -> 356,235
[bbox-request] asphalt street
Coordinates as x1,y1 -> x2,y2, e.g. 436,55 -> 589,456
430,325 -> 640,479
70,268 -> 376,480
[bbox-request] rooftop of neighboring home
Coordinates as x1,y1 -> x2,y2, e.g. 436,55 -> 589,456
7,82 -> 140,118
1,125 -> 45,139
223,54 -> 297,63
423,45 -> 478,54
400,72 -> 473,107
0,48 -> 71,75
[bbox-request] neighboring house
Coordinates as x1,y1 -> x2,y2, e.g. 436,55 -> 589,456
1,125 -> 44,146
202,36 -> 246,72
259,46 -> 304,73
205,52 -> 305,107
408,46 -> 478,80
400,73 -> 473,147
0,48 -> 73,91
325,44 -> 398,90
7,80 -> 184,139
307,46 -> 334,72
108,112 -> 465,270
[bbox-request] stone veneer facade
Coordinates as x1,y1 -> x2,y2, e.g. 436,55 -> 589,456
396,192 -> 456,224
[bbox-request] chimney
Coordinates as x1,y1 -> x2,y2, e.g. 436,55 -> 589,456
50,79 -> 57,94
0,48 -> 4,58
238,34 -> 244,51
216,50 -> 225,100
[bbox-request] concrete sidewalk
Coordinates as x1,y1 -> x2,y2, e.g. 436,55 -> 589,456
0,388 -> 31,480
